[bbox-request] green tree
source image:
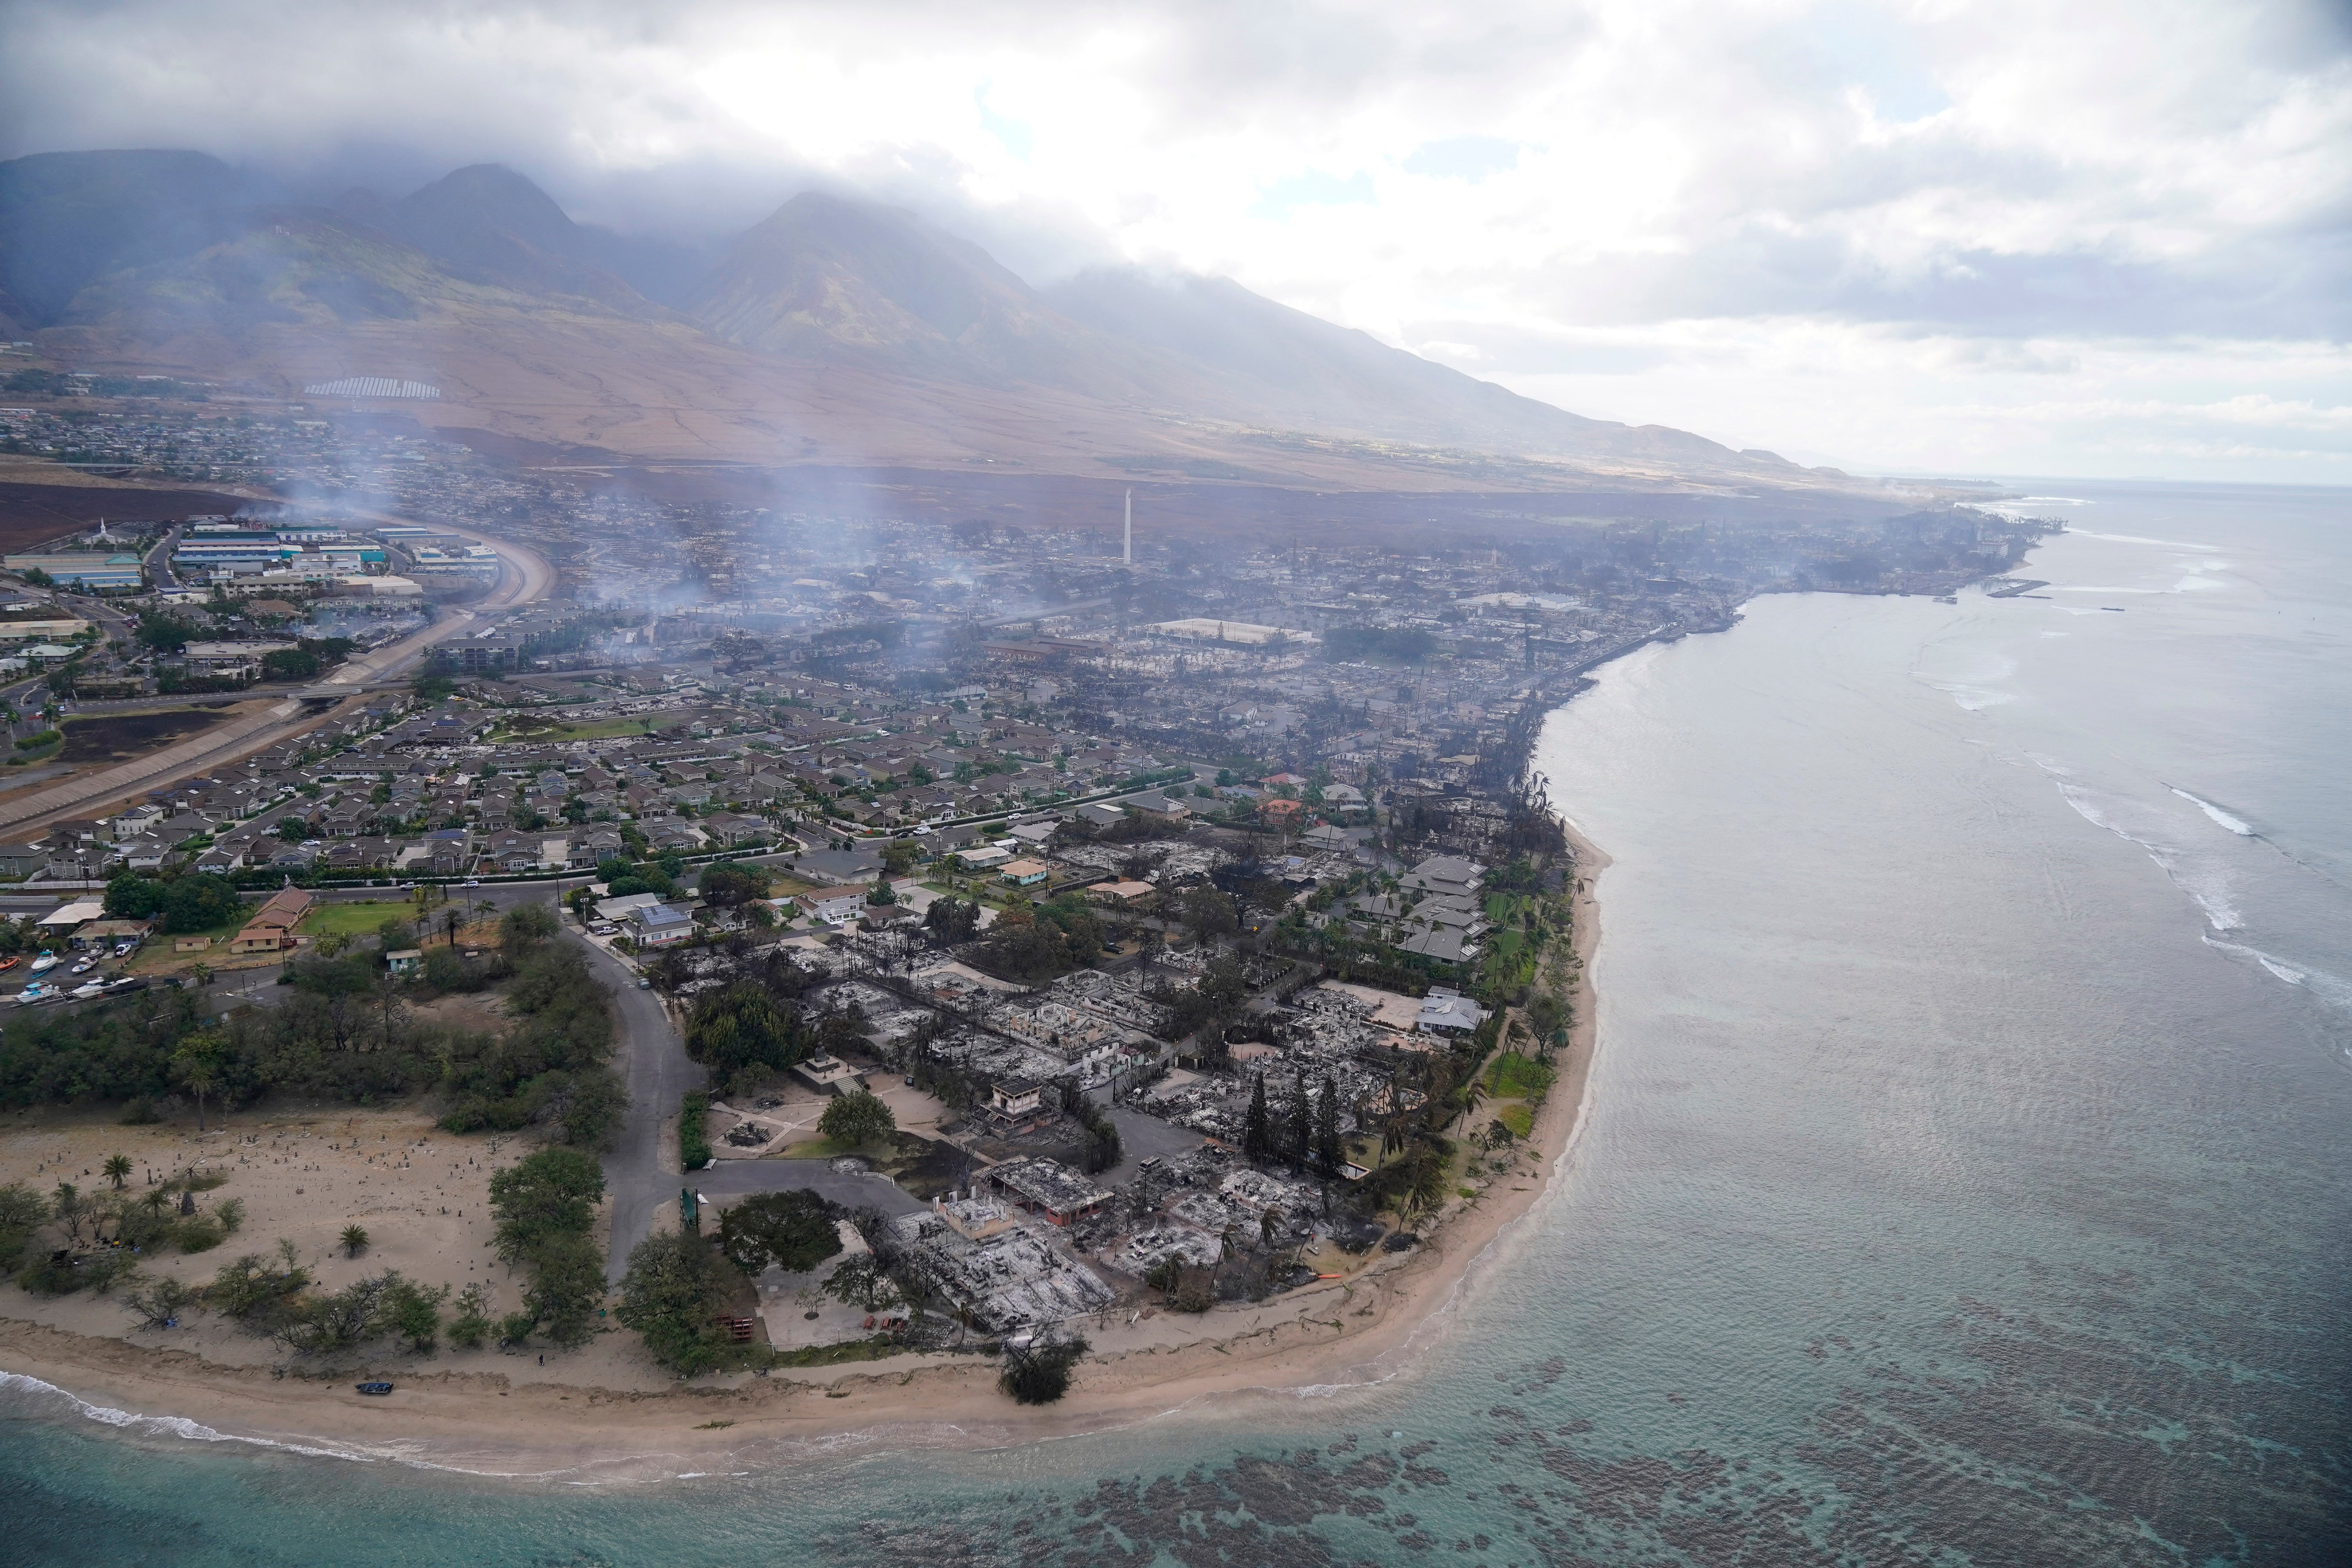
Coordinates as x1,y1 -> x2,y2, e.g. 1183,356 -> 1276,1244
447,1283 -> 494,1349
717,1190 -> 844,1274
487,1147 -> 605,1261
696,864 -> 770,909
523,1233 -> 605,1348
1289,1065 -> 1312,1167
169,1030 -> 231,1132
683,982 -> 801,1080
102,1153 -> 132,1190
497,902 -> 558,956
818,1089 -> 895,1149
1315,1076 -> 1343,1174
385,1276 -> 449,1353
817,1251 -> 897,1314
1181,885 -> 1240,946
1243,1074 -> 1270,1160
262,647 -> 320,681
341,1223 -> 369,1258
615,1230 -> 730,1375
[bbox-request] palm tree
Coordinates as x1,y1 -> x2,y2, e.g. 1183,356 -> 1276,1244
340,1224 -> 369,1258
102,1154 -> 132,1190
188,960 -> 213,988
169,1031 -> 228,1133
1454,1073 -> 1489,1135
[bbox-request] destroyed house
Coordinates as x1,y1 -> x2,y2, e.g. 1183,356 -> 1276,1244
984,1157 -> 1109,1227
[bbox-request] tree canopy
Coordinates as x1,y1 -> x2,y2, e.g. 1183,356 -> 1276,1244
717,1189 -> 844,1274
102,871 -> 243,933
818,1089 -> 895,1149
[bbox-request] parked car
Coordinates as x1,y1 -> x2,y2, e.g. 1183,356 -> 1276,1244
112,939 -> 138,957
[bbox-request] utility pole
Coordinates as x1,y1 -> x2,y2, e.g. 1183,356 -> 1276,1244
1123,489 -> 1132,567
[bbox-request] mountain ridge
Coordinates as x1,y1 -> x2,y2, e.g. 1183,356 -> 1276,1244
3,149 -> 1845,494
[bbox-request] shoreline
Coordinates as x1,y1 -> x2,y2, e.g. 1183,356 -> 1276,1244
0,833 -> 1612,1482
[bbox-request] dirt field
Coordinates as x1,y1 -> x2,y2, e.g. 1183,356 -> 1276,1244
0,477 -> 254,552
60,707 -> 240,764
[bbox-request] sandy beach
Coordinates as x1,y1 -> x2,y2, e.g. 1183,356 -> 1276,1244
0,827 -> 1610,1477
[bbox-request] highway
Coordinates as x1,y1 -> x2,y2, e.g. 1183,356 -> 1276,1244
0,524 -> 555,840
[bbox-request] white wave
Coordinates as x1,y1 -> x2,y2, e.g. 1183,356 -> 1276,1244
2065,528 -> 2217,549
2168,787 -> 2257,837
2057,781 -> 2242,931
2201,937 -> 2352,1014
0,1371 -> 367,1465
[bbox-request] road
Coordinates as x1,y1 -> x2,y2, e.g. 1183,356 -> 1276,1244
571,917 -> 923,1282
0,525 -> 555,839
573,927 -> 707,1284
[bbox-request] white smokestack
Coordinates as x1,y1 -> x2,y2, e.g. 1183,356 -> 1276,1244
1123,489 -> 1132,566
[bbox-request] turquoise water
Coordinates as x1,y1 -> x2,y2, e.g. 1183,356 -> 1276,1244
3,481 -> 2346,1565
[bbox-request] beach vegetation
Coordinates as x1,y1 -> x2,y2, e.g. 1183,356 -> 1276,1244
122,1274 -> 198,1329
0,940 -> 622,1149
616,1229 -> 734,1375
387,1277 -> 451,1353
446,1283 -> 494,1349
204,1244 -> 309,1330
487,1147 -> 607,1348
999,1330 -> 1089,1404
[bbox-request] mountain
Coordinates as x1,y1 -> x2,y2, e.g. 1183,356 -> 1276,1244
1043,268 -> 1770,467
683,191 -> 1185,401
5,150 -> 1845,493
0,150 -> 278,332
370,164 -> 652,312
683,193 -> 1802,473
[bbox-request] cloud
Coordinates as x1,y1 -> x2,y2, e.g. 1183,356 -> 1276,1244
0,0 -> 2344,480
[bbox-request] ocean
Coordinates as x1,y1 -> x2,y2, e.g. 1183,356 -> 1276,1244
2,480 -> 2345,1565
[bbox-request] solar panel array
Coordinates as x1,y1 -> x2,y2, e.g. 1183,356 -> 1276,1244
301,377 -> 441,399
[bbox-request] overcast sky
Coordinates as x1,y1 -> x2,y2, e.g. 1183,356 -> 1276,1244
4,0 -> 2347,482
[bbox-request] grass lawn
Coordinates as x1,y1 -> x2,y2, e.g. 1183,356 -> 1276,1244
1485,1050 -> 1557,1100
294,900 -> 410,939
1489,929 -> 1524,959
486,715 -> 663,743
1495,1102 -> 1534,1139
765,875 -> 819,899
